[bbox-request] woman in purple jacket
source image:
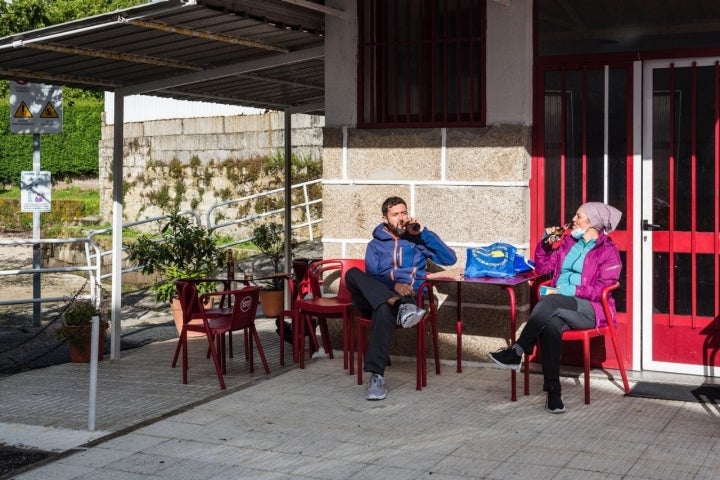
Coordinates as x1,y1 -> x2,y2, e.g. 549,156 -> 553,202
488,202 -> 623,413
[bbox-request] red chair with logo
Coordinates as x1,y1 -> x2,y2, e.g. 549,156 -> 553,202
295,258 -> 366,372
172,282 -> 267,389
355,281 -> 441,390
523,280 -> 630,404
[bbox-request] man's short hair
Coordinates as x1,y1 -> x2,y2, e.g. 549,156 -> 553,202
382,196 -> 407,216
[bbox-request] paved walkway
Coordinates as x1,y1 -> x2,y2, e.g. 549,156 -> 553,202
1,318 -> 719,480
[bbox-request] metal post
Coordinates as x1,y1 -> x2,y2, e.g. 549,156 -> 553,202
110,92 -> 124,359
284,111 -> 292,308
32,134 -> 41,326
88,315 -> 99,431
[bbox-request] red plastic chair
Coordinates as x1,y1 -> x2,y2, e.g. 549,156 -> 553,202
355,281 -> 441,390
276,264 -> 306,366
295,258 -> 366,372
217,285 -> 270,376
523,280 -> 630,403
172,280 -> 233,389
172,282 -> 267,389
171,279 -> 232,366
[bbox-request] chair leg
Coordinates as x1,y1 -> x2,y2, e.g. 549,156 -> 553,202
523,347 -> 533,396
582,336 -> 591,404
430,318 -> 441,375
317,319 -> 334,359
247,327 -> 255,374
416,321 -> 424,390
171,333 -> 182,368
608,331 -> 631,394
206,331 -> 226,390
357,322 -> 366,386
345,311 -> 354,376
251,326 -> 271,375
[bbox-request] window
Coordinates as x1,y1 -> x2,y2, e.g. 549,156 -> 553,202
359,0 -> 486,127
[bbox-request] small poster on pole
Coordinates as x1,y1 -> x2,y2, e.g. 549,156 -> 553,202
21,171 -> 52,212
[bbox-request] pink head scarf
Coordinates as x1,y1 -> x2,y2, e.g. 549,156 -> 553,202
580,202 -> 622,233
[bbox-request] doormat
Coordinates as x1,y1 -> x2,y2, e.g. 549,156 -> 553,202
625,382 -> 720,404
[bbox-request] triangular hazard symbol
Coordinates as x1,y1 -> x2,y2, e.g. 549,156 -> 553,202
40,102 -> 59,118
13,101 -> 32,118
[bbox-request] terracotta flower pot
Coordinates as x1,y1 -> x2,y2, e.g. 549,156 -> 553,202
259,289 -> 285,318
171,298 -> 205,338
66,324 -> 107,363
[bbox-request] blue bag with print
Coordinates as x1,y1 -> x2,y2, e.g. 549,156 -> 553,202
465,242 -> 534,278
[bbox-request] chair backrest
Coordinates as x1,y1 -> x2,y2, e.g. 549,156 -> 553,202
306,258 -> 366,302
175,280 -> 200,324
200,285 -> 261,331
601,282 -> 621,328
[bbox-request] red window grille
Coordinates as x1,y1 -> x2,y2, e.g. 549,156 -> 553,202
358,0 -> 486,127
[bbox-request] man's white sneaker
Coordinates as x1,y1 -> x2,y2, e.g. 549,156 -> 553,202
366,373 -> 387,400
396,303 -> 426,329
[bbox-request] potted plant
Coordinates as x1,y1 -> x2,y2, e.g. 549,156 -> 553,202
125,212 -> 224,334
56,300 -> 108,363
251,221 -> 298,318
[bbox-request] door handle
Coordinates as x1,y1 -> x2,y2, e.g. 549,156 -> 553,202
642,219 -> 662,231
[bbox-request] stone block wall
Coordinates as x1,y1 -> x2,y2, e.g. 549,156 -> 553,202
322,125 -> 533,363
98,112 -> 324,230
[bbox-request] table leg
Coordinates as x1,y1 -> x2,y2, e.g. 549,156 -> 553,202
504,285 -> 517,402
456,282 -> 462,373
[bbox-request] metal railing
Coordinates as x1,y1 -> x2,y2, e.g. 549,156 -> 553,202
0,237 -> 103,307
206,179 -> 322,246
0,181 -> 322,312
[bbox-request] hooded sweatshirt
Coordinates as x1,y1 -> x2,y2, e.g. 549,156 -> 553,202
365,223 -> 457,293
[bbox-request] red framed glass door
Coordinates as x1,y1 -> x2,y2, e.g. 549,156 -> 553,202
642,58 -> 720,375
533,61 -> 635,370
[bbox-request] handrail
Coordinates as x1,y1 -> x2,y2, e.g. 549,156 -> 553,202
0,184 -> 322,313
206,179 -> 322,243
0,237 -> 102,307
86,210 -> 202,282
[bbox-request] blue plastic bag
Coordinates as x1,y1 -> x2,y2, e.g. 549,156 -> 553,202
465,243 -> 534,278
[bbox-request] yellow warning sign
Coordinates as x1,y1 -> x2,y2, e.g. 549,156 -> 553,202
40,102 -> 59,118
13,101 -> 32,118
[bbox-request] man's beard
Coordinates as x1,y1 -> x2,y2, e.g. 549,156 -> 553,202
387,223 -> 406,237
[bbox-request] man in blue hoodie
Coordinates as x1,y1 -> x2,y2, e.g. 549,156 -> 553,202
346,196 -> 457,400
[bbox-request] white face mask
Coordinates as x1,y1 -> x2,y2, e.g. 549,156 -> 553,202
571,228 -> 586,239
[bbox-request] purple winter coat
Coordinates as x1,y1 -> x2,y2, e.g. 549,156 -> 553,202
533,231 -> 622,327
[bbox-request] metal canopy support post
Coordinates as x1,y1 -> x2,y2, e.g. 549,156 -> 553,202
32,134 -> 41,326
110,92 -> 124,359
284,110 -> 292,279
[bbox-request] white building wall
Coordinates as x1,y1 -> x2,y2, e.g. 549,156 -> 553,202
103,93 -> 264,124
324,0 -> 358,128
485,0 -> 534,125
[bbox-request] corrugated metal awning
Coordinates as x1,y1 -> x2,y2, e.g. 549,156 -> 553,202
0,0 -> 332,114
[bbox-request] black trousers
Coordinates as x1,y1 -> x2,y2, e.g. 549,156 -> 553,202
345,267 -> 413,376
515,294 -> 595,392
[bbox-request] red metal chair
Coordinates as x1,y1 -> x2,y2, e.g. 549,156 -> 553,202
295,258 -> 366,372
355,281 -> 441,390
523,280 -> 630,404
172,282 -> 267,389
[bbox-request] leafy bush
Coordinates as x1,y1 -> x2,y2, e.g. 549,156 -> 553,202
124,212 -> 224,303
0,96 -> 102,187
